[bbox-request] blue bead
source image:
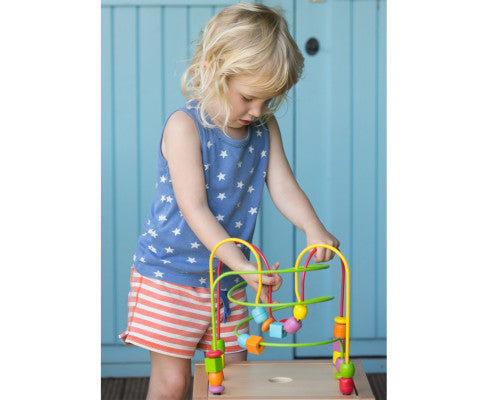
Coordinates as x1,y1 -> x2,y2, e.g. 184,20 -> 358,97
269,322 -> 287,338
251,307 -> 269,324
237,333 -> 250,349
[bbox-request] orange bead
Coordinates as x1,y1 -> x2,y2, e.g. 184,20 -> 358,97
261,318 -> 275,332
208,371 -> 223,386
334,323 -> 346,339
246,335 -> 265,355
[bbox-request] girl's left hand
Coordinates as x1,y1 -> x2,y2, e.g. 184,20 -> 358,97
306,228 -> 340,263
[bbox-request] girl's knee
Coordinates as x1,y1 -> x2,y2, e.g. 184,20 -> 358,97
148,370 -> 190,400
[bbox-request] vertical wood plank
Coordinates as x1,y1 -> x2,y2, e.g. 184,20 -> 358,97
163,7 -> 189,119
101,6 -> 115,344
294,0 -> 334,357
376,0 -> 387,339
113,6 -> 140,336
188,6 -> 213,57
351,0 -> 378,338
139,7 -> 163,217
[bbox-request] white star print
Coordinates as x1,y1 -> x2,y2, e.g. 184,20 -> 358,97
162,260 -> 171,264
217,172 -> 226,181
207,141 -> 213,149
206,184 -> 209,190
248,146 -> 254,153
237,161 -> 243,168
191,242 -> 201,249
263,171 -> 267,178
261,150 -> 267,158
165,247 -> 174,254
187,257 -> 196,264
237,181 -> 244,189
133,255 -> 136,261
199,277 -> 207,285
161,195 -> 166,202
216,214 -> 224,222
172,228 -> 181,236
220,150 -> 228,158
166,195 -> 173,203
204,163 -> 210,171
154,270 -> 164,278
148,229 -> 158,238
249,167 -> 255,174
256,129 -> 262,136
160,175 -> 167,183
217,193 -> 226,200
140,257 -> 146,263
158,215 -> 167,222
247,185 -> 255,193
249,207 -> 258,215
148,245 -> 157,253
235,221 -> 243,229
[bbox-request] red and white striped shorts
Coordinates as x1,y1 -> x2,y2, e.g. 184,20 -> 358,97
119,267 -> 249,359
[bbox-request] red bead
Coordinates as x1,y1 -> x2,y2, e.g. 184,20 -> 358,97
339,377 -> 354,395
206,350 -> 223,358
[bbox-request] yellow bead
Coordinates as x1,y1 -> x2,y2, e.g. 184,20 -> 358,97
334,316 -> 347,325
333,351 -> 343,365
293,305 -> 308,321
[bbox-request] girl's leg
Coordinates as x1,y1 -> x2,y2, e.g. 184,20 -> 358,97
147,351 -> 191,400
223,350 -> 247,363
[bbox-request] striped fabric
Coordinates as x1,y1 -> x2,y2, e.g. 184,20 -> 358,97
119,267 -> 249,359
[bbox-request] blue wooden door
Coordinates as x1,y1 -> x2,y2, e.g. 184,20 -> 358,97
101,0 -> 386,377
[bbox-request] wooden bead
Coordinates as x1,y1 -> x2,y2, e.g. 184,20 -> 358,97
208,371 -> 224,386
284,316 -> 302,334
237,333 -> 250,349
204,356 -> 223,373
293,305 -> 308,320
332,339 -> 345,352
269,322 -> 287,338
334,323 -> 346,339
208,385 -> 225,394
252,307 -> 269,324
206,350 -> 223,358
333,351 -> 343,365
246,335 -> 265,355
339,377 -> 354,395
261,318 -> 275,332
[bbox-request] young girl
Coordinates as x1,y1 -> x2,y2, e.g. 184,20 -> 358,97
119,3 -> 339,399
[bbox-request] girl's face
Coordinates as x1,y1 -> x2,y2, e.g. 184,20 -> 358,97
212,76 -> 272,132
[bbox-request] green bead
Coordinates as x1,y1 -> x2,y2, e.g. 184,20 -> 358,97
340,362 -> 355,379
204,356 -> 223,373
334,372 -> 342,380
215,339 -> 225,353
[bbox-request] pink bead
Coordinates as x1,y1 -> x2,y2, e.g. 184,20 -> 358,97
208,385 -> 225,394
283,316 -> 302,334
335,357 -> 344,372
332,339 -> 345,352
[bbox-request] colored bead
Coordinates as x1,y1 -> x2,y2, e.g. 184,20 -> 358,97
261,317 -> 275,332
215,339 -> 225,353
208,385 -> 225,394
335,357 -> 344,372
206,350 -> 223,358
334,372 -> 342,380
252,307 -> 269,324
340,362 -> 355,379
334,323 -> 346,339
293,305 -> 308,320
334,316 -> 347,325
204,356 -> 223,373
333,351 -> 343,364
237,333 -> 250,349
332,339 -> 345,352
208,371 -> 224,386
246,335 -> 265,355
339,377 -> 354,395
269,322 -> 287,338
284,316 -> 302,334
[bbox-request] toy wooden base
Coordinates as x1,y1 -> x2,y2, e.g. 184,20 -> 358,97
193,360 -> 375,400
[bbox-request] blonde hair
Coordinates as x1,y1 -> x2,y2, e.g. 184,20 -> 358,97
181,2 -> 304,130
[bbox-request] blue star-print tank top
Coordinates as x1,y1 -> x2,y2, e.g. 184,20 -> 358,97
133,102 -> 269,290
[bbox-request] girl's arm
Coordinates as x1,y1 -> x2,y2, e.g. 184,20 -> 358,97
265,116 -> 340,262
162,111 -> 281,302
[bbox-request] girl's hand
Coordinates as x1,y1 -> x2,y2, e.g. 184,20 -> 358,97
306,228 -> 340,263
239,261 -> 282,304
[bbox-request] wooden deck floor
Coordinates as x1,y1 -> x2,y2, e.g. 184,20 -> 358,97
101,373 -> 386,399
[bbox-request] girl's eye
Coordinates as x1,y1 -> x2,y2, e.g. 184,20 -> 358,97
241,96 -> 252,103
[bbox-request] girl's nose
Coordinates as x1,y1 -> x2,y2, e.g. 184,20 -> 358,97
249,104 -> 263,118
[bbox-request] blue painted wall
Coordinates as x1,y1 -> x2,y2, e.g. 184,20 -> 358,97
102,0 -> 386,377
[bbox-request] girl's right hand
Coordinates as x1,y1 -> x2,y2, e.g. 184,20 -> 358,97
239,261 -> 282,304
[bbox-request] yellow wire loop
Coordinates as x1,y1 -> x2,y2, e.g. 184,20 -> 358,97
294,244 -> 351,363
208,238 -> 263,304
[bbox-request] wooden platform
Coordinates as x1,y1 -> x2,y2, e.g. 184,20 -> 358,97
193,360 -> 375,400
